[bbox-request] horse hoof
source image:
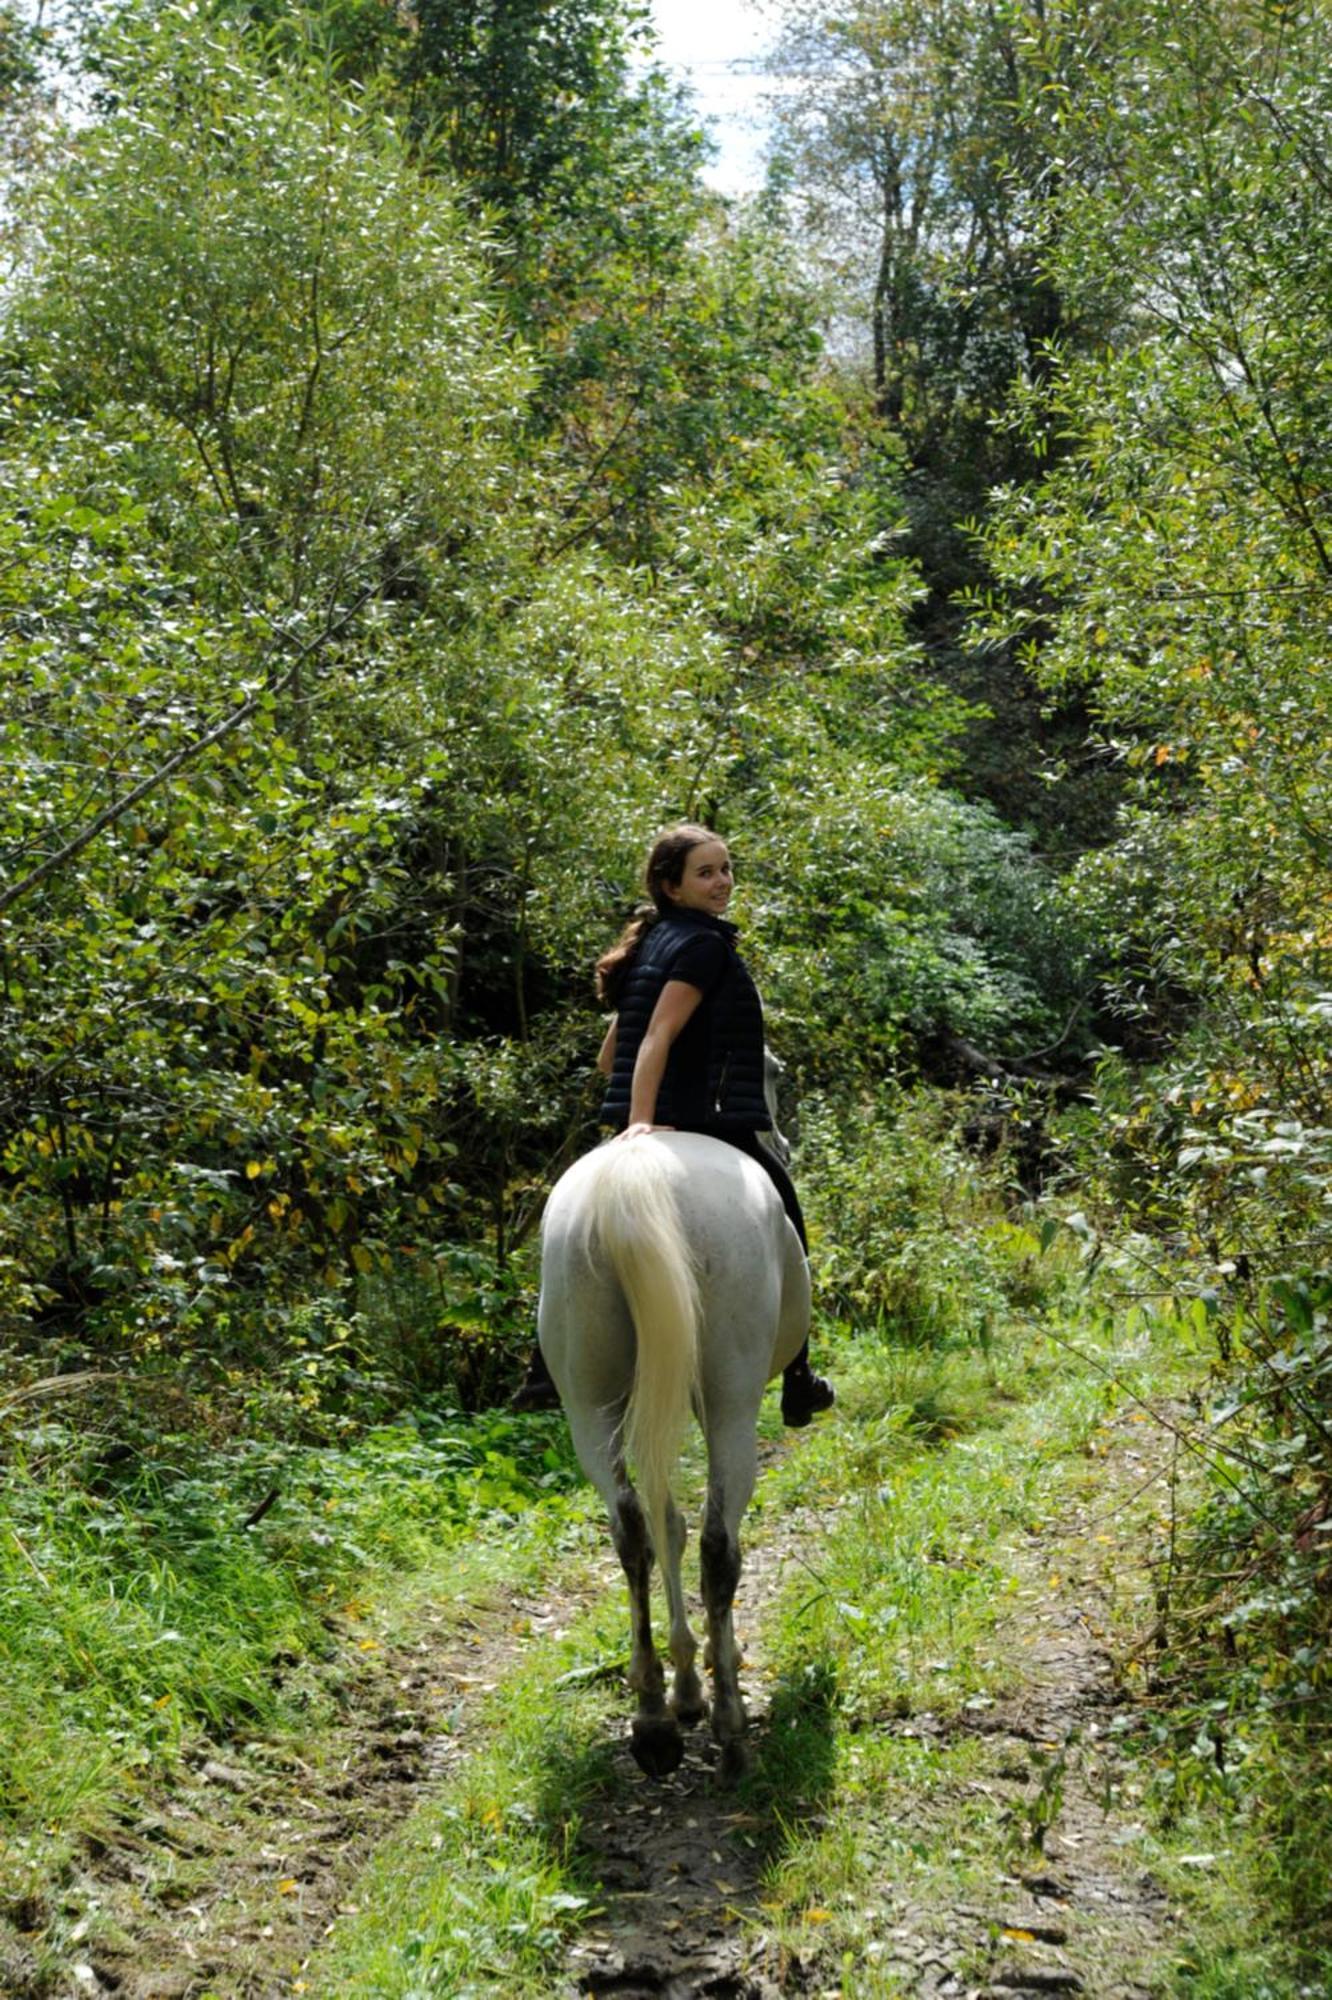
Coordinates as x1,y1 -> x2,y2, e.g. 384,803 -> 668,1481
718,1737 -> 751,1786
631,1715 -> 685,1778
671,1696 -> 709,1731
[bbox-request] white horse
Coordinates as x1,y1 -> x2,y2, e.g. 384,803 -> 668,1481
538,1129 -> 810,1780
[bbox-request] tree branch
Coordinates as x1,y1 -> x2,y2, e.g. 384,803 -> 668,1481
0,591 -> 374,918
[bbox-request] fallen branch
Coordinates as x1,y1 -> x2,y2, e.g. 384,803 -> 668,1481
0,1368 -> 121,1411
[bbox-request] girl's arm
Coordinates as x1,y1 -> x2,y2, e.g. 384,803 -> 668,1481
618,980 -> 704,1139
596,1015 -> 617,1077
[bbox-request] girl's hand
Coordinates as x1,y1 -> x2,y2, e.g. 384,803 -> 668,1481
616,1122 -> 675,1142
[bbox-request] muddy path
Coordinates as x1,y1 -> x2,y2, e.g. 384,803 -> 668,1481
560,1411 -> 1175,2000
16,1563 -> 620,2000
27,1414 -> 1177,2000
560,1481 -> 823,2000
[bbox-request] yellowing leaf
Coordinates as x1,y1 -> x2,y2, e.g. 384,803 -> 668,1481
245,1160 -> 263,1179
278,1878 -> 299,1895
803,1907 -> 833,1924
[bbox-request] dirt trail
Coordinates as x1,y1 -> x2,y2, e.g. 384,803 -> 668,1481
561,1414 -> 1174,2000
560,1481 -> 821,2000
25,1566 -> 620,2000
31,1417 -> 1176,2000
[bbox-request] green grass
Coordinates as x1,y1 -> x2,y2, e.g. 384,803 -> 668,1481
735,1311 -> 1332,1998
9,1291 -> 1331,1998
0,1396 -> 584,1910
305,1308 -> 1136,1997
302,1611 -> 627,1998
731,1321 -> 1129,1927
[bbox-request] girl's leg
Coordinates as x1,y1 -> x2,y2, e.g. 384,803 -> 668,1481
706,1128 -> 806,1244
706,1130 -> 833,1427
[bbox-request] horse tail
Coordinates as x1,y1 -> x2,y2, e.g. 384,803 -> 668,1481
585,1139 -> 700,1566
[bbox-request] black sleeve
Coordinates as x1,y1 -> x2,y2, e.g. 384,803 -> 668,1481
666,930 -> 730,996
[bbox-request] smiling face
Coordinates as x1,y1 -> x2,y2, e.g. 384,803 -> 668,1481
664,838 -> 734,916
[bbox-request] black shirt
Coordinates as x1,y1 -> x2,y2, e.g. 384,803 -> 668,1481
599,910 -> 771,1132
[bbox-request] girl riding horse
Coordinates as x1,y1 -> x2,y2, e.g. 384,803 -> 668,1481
597,822 -> 832,1426
517,822 -> 833,1424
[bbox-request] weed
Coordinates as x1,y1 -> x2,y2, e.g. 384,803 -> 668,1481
1023,1732 -> 1074,1854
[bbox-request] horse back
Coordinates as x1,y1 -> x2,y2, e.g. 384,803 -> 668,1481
539,1134 -> 807,1396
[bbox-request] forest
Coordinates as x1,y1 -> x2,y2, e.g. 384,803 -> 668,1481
1,0 -> 1329,1993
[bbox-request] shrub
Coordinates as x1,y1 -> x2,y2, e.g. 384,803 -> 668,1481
797,1086 -> 1065,1341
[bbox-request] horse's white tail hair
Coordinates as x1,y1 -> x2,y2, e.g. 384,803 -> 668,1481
583,1140 -> 700,1567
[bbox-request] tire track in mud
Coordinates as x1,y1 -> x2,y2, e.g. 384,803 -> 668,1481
22,1440 -> 814,2000
13,1563 -> 622,2000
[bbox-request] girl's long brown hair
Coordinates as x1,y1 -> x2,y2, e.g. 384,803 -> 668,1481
595,822 -> 721,1006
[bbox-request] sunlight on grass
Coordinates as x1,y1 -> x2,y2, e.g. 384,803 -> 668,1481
0,1403 -> 585,1912
304,1607 -> 627,1998
307,1303 -> 1192,1998
10,1294 -> 1327,1997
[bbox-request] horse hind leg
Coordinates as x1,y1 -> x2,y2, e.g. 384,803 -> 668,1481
700,1496 -> 748,1781
611,1479 -> 685,1778
660,1496 -> 706,1729
699,1411 -> 761,1785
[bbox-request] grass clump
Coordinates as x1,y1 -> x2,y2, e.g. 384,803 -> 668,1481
756,1323 -> 1087,1734
0,1389 -> 581,1910
303,1610 -> 626,1998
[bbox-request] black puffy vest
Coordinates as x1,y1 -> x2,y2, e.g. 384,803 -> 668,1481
599,910 -> 770,1132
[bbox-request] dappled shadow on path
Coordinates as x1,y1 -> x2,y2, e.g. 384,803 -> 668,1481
533,1654 -> 838,1999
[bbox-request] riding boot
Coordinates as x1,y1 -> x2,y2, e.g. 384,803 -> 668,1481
781,1339 -> 835,1428
510,1345 -> 561,1412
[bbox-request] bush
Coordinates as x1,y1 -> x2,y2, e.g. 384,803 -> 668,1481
797,1086 -> 1068,1341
